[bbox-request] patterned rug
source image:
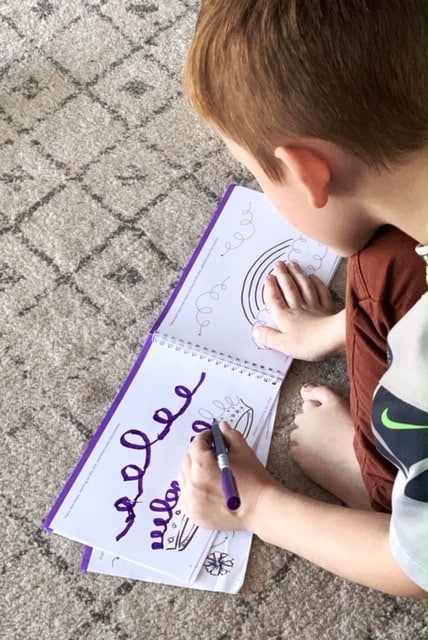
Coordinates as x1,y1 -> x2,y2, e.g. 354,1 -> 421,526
1,2 -> 426,639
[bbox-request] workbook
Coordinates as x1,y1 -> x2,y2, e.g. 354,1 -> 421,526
82,402 -> 277,594
44,185 -> 340,592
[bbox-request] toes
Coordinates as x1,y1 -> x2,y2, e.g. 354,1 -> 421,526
302,399 -> 322,410
300,383 -> 342,404
300,382 -> 317,396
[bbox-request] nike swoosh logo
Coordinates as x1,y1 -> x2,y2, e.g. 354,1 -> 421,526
381,408 -> 427,430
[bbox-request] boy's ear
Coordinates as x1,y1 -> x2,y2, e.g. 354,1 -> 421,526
274,145 -> 331,208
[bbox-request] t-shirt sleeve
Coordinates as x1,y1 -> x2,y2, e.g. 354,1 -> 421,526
371,293 -> 428,591
390,460 -> 428,590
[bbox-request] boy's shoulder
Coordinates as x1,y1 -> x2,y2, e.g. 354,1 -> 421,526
349,226 -> 425,311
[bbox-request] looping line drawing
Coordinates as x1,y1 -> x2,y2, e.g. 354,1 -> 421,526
221,202 -> 255,256
287,235 -> 328,272
197,396 -> 255,439
241,240 -> 292,325
195,276 -> 231,336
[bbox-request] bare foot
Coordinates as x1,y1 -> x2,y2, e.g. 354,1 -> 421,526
291,384 -> 372,510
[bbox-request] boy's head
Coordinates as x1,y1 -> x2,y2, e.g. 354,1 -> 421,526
184,0 -> 425,182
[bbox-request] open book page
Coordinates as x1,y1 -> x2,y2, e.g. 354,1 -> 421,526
154,185 -> 340,376
82,401 -> 277,594
45,184 -> 340,589
45,339 -> 279,583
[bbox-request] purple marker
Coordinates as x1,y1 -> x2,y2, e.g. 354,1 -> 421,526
211,419 -> 241,511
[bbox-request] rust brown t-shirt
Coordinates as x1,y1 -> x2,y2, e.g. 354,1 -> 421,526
346,225 -> 426,512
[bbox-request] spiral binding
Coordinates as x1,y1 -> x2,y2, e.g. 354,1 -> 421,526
152,331 -> 283,386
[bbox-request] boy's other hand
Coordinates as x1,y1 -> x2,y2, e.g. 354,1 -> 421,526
253,261 -> 345,361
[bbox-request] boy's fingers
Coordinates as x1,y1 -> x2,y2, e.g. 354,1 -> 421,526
271,263 -> 302,308
218,421 -> 246,449
188,429 -> 214,456
286,262 -> 322,306
188,422 -> 245,459
264,274 -> 289,310
308,274 -> 335,310
253,324 -> 288,353
186,437 -> 219,485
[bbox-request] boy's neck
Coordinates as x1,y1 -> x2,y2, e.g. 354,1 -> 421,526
362,149 -> 426,246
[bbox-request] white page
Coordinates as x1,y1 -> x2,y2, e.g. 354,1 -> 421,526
45,184 -> 339,587
154,186 -> 340,374
82,401 -> 277,593
45,340 -> 279,583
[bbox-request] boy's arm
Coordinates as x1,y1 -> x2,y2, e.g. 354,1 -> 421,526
254,484 -> 425,598
253,261 -> 346,361
180,424 -> 426,599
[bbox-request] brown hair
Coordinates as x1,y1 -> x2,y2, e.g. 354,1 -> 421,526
184,0 -> 426,181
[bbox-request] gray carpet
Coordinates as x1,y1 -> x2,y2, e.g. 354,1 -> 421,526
1,2 -> 426,639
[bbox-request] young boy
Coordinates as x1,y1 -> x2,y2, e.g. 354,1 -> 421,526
179,1 -> 427,597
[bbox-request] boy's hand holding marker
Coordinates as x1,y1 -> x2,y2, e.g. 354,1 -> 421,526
180,421 -> 279,533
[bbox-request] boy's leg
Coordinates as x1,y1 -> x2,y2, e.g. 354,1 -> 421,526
346,225 -> 426,512
292,225 -> 425,511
